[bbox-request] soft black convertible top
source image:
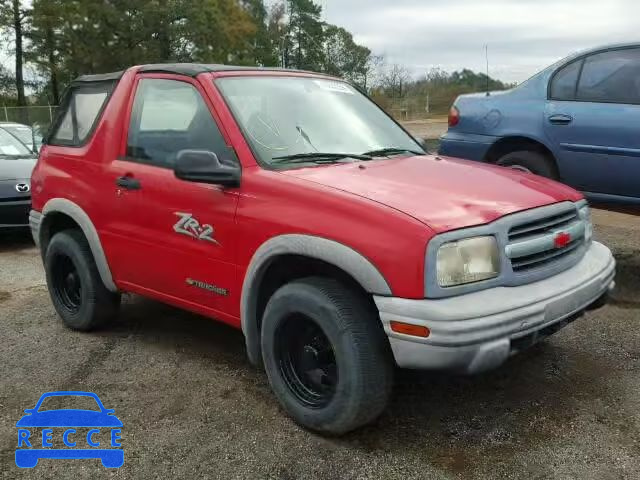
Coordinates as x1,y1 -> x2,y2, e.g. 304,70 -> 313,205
73,64 -> 317,83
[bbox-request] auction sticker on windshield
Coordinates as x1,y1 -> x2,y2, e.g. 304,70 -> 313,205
15,391 -> 123,469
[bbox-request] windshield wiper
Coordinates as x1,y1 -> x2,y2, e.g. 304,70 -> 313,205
362,147 -> 424,157
271,152 -> 372,164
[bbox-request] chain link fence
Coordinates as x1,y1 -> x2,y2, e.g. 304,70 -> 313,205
0,105 -> 58,133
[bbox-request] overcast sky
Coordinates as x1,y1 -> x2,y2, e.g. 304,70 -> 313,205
312,0 -> 638,83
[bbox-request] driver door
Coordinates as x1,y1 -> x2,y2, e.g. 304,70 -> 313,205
107,74 -> 240,317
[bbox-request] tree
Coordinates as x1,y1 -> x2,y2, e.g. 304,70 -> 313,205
284,0 -> 324,71
240,0 -> 278,66
28,0 -> 65,104
380,64 -> 410,98
322,25 -> 371,86
0,0 -> 30,106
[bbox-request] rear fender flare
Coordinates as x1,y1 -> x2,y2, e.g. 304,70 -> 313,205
40,198 -> 117,292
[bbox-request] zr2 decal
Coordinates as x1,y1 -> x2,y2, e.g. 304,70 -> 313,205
173,212 -> 219,245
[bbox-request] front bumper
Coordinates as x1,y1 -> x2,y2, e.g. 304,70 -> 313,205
0,198 -> 31,228
375,241 -> 615,374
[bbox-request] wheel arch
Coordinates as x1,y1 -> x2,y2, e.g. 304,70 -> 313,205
484,135 -> 558,169
39,198 -> 117,292
240,234 -> 391,366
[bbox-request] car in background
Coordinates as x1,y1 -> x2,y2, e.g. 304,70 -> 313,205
439,43 -> 640,207
0,128 -> 36,229
0,122 -> 43,153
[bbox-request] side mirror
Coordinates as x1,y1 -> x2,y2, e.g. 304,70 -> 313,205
175,150 -> 241,188
24,408 -> 35,414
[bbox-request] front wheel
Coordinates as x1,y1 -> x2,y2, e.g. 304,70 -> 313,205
261,277 -> 394,435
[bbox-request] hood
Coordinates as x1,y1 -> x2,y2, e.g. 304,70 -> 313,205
0,157 -> 36,181
281,155 -> 582,233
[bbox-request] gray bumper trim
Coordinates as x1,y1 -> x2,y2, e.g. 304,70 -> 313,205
29,209 -> 42,246
375,241 -> 615,373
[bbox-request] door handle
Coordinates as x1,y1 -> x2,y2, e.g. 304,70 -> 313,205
548,114 -> 573,125
115,176 -> 141,190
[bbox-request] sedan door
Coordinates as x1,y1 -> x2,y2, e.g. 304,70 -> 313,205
544,47 -> 640,199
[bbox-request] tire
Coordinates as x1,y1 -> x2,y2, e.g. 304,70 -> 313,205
261,277 -> 394,435
496,150 -> 559,179
44,229 -> 120,331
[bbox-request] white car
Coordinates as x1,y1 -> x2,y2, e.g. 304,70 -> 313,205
0,122 -> 43,152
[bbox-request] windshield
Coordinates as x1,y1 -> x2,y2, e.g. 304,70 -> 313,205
0,127 -> 32,156
2,124 -> 34,145
216,76 -> 424,167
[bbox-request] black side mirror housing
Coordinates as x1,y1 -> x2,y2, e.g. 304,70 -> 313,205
175,149 -> 241,188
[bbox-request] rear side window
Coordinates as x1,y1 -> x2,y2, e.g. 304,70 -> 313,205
549,59 -> 582,100
577,48 -> 640,104
49,82 -> 114,146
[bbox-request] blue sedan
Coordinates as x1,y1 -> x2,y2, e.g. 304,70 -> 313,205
439,43 -> 640,207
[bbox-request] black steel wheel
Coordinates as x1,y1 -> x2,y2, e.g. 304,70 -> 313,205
275,314 -> 338,408
44,229 -> 120,331
51,255 -> 82,312
261,277 -> 394,435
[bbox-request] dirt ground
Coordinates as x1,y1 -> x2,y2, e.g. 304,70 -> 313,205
402,118 -> 448,140
1,208 -> 638,479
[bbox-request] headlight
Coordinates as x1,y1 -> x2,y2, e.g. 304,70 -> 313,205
436,236 -> 500,287
579,205 -> 593,243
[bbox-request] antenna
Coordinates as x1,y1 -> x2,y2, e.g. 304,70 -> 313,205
485,44 -> 490,96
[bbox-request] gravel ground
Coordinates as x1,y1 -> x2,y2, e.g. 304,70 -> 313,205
402,118 -> 448,140
1,209 -> 639,479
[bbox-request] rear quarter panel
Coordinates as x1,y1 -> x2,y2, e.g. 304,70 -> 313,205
449,74 -> 553,157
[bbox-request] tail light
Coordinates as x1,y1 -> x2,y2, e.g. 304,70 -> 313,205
448,106 -> 460,127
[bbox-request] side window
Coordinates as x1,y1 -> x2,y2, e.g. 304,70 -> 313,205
577,48 -> 640,104
126,78 -> 229,168
550,60 -> 582,101
49,82 -> 113,146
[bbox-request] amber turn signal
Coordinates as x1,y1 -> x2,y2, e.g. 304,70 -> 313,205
390,321 -> 430,338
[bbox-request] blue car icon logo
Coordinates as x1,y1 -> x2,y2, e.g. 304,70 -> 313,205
15,391 -> 123,468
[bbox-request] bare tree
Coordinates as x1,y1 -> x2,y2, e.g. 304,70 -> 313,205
380,63 -> 410,98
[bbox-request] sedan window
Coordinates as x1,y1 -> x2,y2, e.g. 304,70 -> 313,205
550,59 -> 582,101
577,48 -> 640,104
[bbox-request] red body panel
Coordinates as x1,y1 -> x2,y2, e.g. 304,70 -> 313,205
281,155 -> 582,233
31,67 -> 584,328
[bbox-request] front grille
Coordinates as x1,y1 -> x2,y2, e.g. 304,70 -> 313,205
0,199 -> 31,225
507,205 -> 585,273
0,196 -> 30,203
508,209 -> 577,241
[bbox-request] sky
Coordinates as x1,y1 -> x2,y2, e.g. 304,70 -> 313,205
311,0 -> 639,83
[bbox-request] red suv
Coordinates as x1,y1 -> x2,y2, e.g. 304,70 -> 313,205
30,64 -> 615,434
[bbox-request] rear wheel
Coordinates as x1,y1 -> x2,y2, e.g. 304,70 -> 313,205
497,150 -> 559,179
261,277 -> 394,435
45,229 -> 120,331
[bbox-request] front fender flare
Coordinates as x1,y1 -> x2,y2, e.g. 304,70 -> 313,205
240,234 -> 392,366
